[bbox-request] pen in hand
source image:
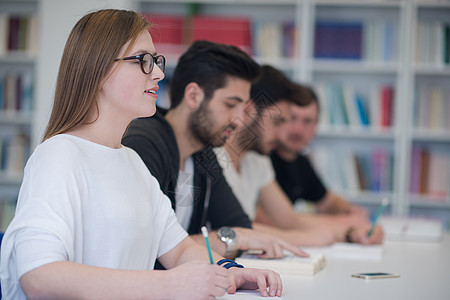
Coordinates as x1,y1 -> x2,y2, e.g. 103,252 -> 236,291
368,197 -> 390,238
201,226 -> 214,264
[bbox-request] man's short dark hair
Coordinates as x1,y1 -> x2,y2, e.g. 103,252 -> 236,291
169,40 -> 260,109
290,82 -> 320,111
250,65 -> 303,114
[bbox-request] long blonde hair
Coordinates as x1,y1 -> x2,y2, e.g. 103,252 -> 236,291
43,9 -> 150,141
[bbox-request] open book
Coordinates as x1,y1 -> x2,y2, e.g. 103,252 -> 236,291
236,252 -> 326,276
379,216 -> 443,242
302,243 -> 383,262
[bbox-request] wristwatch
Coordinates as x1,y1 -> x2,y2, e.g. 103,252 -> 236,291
217,226 -> 237,256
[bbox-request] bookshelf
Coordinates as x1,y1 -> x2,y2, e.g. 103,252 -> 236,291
135,0 -> 450,229
0,0 -> 38,229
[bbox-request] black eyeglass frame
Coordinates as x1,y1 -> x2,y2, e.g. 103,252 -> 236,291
114,53 -> 166,74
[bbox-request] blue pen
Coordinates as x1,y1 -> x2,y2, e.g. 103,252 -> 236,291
201,226 -> 214,264
368,197 -> 390,237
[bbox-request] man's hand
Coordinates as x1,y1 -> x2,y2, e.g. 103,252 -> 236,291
347,225 -> 384,245
234,227 -> 308,258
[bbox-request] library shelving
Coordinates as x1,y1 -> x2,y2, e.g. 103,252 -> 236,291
0,0 -> 38,230
407,0 -> 450,225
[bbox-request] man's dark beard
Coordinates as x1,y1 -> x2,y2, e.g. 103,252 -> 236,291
188,100 -> 226,148
236,118 -> 264,154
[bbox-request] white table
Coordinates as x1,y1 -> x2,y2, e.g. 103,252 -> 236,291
219,234 -> 450,300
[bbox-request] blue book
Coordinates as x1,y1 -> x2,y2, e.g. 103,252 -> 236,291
314,21 -> 363,60
355,95 -> 370,126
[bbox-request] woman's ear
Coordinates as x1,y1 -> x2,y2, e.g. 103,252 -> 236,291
184,82 -> 205,111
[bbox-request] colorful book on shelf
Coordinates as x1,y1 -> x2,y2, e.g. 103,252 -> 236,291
236,252 -> 326,276
379,216 -> 443,243
410,146 -> 421,194
419,148 -> 430,195
314,83 -> 329,130
1,71 -> 34,114
252,20 -> 284,59
369,86 -> 381,129
18,16 -> 29,51
283,21 -> 297,58
192,16 -> 251,55
314,21 -> 363,60
143,14 -> 185,56
7,15 -> 21,51
0,14 -> 8,55
380,85 -> 394,128
416,85 -> 450,131
444,24 -> 449,64
356,153 -> 372,192
409,146 -> 450,199
0,78 -> 4,111
372,149 -> 391,192
342,85 -> 359,128
354,154 -> 367,191
324,84 -> 348,127
27,14 -> 39,55
428,152 -> 448,199
340,151 -> 360,193
429,87 -> 444,130
355,94 -> 370,126
4,73 -> 16,112
383,21 -> 397,62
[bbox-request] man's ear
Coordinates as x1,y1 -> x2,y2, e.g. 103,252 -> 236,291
184,82 -> 205,111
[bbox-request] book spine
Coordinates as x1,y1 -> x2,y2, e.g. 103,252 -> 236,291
410,147 -> 421,195
314,21 -> 363,60
419,148 -> 430,195
381,86 -> 394,128
444,24 -> 450,65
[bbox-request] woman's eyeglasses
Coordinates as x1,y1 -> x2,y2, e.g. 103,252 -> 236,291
114,53 -> 166,74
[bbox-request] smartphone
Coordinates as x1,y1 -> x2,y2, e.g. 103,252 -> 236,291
352,272 -> 400,279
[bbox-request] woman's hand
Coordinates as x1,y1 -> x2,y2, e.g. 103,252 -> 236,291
227,267 -> 283,297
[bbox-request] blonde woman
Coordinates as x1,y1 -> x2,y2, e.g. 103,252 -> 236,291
0,9 -> 281,299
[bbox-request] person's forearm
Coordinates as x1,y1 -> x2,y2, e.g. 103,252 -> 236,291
160,235 -> 226,267
252,222 -> 335,247
20,261 -> 168,300
316,192 -> 351,214
190,232 -> 235,258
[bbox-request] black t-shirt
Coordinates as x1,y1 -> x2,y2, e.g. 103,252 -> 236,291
122,107 -> 252,234
270,151 -> 327,205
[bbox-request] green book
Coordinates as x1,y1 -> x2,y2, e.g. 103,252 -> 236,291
444,24 -> 449,64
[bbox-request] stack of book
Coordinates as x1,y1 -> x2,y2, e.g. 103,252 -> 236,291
236,252 -> 326,276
